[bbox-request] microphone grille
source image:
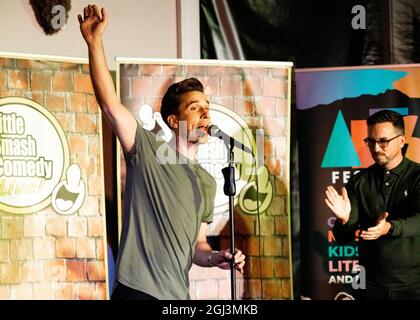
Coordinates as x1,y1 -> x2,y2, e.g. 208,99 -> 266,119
208,124 -> 219,136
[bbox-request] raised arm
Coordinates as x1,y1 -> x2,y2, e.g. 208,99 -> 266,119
78,5 -> 137,153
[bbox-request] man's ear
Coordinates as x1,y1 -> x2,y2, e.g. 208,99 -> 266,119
167,115 -> 178,129
400,135 -> 406,148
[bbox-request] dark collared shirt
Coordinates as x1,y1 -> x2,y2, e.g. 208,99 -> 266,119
333,157 -> 420,290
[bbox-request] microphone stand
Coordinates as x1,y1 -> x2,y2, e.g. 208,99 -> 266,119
221,141 -> 236,300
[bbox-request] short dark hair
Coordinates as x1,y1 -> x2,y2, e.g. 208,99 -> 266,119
366,110 -> 405,134
160,78 -> 204,126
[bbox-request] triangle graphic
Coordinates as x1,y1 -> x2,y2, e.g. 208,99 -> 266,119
321,111 -> 361,168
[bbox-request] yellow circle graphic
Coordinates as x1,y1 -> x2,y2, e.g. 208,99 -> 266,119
0,97 -> 69,214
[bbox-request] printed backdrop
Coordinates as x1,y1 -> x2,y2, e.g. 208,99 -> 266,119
296,64 -> 420,300
117,59 -> 293,299
0,54 -> 108,300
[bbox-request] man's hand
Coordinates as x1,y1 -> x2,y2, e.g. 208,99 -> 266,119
325,186 -> 351,224
78,4 -> 108,45
210,249 -> 246,274
361,212 -> 390,240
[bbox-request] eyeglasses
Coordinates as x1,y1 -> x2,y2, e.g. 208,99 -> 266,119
364,135 -> 402,149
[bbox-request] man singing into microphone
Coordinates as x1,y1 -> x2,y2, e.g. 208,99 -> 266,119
79,5 -> 245,300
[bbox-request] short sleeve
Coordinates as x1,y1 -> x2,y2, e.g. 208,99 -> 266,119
124,122 -> 160,167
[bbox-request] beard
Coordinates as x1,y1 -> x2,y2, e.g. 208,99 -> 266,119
189,128 -> 208,144
372,152 -> 390,166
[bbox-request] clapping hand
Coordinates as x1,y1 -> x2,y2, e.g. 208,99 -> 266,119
325,186 -> 351,224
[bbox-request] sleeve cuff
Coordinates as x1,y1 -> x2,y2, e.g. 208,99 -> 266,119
333,219 -> 354,232
390,220 -> 402,237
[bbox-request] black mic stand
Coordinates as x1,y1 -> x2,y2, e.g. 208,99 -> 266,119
221,140 -> 236,300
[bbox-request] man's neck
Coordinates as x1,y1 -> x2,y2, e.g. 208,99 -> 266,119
175,137 -> 198,161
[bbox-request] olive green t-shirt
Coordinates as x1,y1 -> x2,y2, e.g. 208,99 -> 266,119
115,124 -> 216,299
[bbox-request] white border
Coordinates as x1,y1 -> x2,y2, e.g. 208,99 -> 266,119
0,51 -> 88,64
116,57 -> 293,68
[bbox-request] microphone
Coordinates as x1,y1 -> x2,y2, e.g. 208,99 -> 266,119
208,125 -> 253,155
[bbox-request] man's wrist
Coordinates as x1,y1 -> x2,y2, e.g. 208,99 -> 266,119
207,251 -> 218,267
386,221 -> 394,237
87,38 -> 103,50
339,217 -> 349,225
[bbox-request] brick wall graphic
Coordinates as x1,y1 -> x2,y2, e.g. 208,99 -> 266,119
117,60 -> 293,299
0,54 -> 107,300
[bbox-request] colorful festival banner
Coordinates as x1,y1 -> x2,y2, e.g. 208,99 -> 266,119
296,64 -> 420,300
0,53 -> 108,300
117,59 -> 294,299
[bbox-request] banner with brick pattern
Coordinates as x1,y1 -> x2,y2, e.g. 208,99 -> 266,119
0,53 -> 108,300
116,59 -> 293,299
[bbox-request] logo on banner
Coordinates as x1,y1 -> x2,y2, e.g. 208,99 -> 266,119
0,97 -> 84,214
138,103 -> 273,214
322,108 -> 419,168
323,108 -> 418,289
322,111 -> 360,168
197,103 -> 270,214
